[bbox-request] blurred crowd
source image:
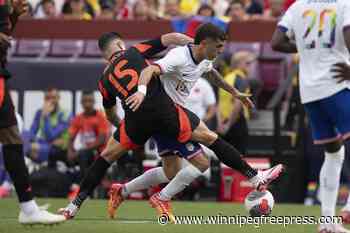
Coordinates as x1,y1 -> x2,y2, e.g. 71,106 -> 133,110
20,0 -> 295,21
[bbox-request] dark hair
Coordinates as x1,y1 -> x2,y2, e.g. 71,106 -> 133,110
41,0 -> 55,6
197,4 -> 215,17
82,90 -> 94,96
194,23 -> 226,45
98,32 -> 122,52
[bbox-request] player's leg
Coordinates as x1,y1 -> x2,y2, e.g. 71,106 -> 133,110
191,120 -> 283,190
303,95 -> 347,233
323,89 -> 350,226
157,143 -> 209,201
107,154 -> 181,218
0,78 -> 65,224
60,136 -> 128,219
150,142 -> 208,223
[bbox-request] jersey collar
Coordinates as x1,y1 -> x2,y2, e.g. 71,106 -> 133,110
187,44 -> 199,65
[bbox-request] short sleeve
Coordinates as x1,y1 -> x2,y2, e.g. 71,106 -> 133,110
69,116 -> 80,137
343,1 -> 350,28
277,6 -> 294,39
202,79 -> 216,106
154,47 -> 186,74
97,113 -> 110,135
132,37 -> 167,59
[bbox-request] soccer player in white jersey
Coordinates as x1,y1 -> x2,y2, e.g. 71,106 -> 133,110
271,0 -> 350,232
106,23 -> 283,221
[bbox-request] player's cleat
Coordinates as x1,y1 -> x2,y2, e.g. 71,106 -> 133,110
58,202 -> 79,220
340,210 -> 350,224
0,186 -> 10,198
318,224 -> 350,233
149,193 -> 175,223
108,183 -> 125,219
256,164 -> 284,192
18,209 -> 66,225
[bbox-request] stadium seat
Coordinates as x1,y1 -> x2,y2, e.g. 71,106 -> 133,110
48,40 -> 84,58
225,42 -> 261,55
13,39 -> 50,57
258,58 -> 287,91
82,40 -> 101,58
260,43 -> 289,59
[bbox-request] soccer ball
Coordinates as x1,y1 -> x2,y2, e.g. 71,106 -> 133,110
244,190 -> 274,217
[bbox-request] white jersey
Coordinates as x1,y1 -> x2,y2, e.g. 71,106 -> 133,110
186,78 -> 216,120
154,45 -> 213,107
278,0 -> 350,103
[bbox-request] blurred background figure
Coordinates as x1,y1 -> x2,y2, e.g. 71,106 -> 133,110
187,77 -> 217,129
67,91 -> 110,188
27,88 -> 71,165
225,0 -> 249,22
62,0 -> 93,20
217,51 -> 256,154
34,0 -> 58,18
163,0 -> 182,19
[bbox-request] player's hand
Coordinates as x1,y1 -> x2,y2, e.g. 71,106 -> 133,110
126,92 -> 145,112
331,62 -> 350,83
233,91 -> 255,109
11,0 -> 29,16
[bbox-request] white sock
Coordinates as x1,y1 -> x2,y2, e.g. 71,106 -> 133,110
20,200 -> 40,215
249,171 -> 262,187
122,167 -> 169,198
320,146 -> 344,217
159,165 -> 202,201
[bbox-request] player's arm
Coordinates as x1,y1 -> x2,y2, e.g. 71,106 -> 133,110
205,69 -> 254,109
271,27 -> 297,53
125,64 -> 160,111
126,47 -> 183,111
134,33 -> 193,59
330,4 -> 350,83
160,33 -> 193,47
271,4 -> 297,53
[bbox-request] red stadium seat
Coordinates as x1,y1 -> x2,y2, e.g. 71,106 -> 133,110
81,40 -> 101,58
13,39 -> 50,57
48,40 -> 84,58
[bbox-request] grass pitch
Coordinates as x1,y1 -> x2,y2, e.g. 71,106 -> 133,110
0,198 -> 344,233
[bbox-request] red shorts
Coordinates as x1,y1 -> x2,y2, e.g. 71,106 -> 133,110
0,77 -> 17,129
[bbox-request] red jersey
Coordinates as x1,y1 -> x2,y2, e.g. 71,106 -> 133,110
69,110 -> 110,152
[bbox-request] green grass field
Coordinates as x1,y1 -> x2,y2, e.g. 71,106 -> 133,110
0,198 -> 345,233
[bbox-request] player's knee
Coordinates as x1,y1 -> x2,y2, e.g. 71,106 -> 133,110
189,154 -> 210,173
163,166 -> 178,180
100,148 -> 122,163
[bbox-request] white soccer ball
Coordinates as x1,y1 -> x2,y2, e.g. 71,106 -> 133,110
244,190 -> 275,217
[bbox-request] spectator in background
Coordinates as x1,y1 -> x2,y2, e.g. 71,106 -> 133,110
163,0 -> 182,19
225,0 -> 249,21
132,0 -> 158,20
242,0 -> 263,15
28,88 -> 71,164
186,77 -> 217,128
207,0 -> 229,18
218,51 -> 256,154
197,4 -> 215,17
34,0 -> 57,18
113,0 -> 130,19
179,0 -> 200,16
67,91 -> 110,182
262,0 -> 285,20
62,0 -> 93,20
